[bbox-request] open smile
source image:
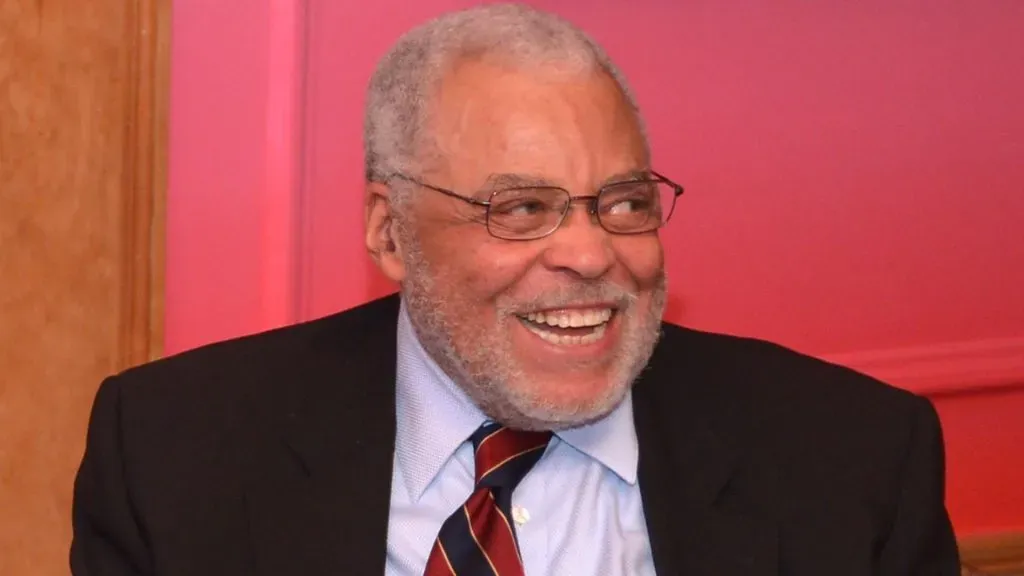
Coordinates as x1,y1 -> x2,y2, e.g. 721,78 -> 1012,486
516,307 -> 617,346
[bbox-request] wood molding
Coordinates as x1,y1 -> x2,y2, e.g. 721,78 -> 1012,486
821,337 -> 1024,397
960,532 -> 1024,575
0,0 -> 171,571
118,0 -> 170,369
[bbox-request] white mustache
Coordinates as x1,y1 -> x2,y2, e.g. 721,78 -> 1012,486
497,283 -> 639,315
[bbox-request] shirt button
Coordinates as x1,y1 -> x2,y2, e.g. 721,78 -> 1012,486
512,505 -> 530,526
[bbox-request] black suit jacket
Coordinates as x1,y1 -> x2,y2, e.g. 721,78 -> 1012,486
71,294 -> 959,575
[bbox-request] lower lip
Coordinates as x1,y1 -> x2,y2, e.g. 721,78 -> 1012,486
513,312 -> 621,358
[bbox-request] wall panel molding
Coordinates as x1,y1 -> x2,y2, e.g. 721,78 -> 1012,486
822,337 -> 1024,397
260,0 -> 309,330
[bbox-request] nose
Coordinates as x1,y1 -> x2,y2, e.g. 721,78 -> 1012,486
539,202 -> 615,279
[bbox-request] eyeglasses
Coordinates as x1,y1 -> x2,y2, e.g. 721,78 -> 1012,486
388,171 -> 684,241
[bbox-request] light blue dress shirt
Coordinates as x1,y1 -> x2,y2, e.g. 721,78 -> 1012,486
386,301 -> 656,575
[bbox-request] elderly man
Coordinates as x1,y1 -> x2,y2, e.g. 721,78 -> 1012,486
71,4 -> 959,575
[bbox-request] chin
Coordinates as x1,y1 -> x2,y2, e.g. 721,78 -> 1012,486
537,373 -> 613,402
503,374 -> 628,430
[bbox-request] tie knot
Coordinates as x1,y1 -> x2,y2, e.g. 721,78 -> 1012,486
469,423 -> 552,490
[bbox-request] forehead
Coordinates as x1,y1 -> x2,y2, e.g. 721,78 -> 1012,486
426,58 -> 647,188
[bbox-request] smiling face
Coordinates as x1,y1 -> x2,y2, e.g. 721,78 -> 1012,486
369,58 -> 667,430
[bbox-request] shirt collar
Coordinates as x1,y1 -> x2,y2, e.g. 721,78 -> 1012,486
394,301 -> 487,502
394,299 -> 640,502
556,392 -> 639,485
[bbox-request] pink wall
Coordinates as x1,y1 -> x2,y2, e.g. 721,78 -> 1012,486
168,0 -> 1024,536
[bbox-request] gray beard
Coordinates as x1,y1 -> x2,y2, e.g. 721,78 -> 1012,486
398,237 -> 667,431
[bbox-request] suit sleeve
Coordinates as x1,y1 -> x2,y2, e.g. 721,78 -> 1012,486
70,376 -> 152,575
879,397 -> 960,576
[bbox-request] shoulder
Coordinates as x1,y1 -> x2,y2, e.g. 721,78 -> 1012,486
98,294 -> 400,445
117,294 -> 397,394
655,321 -> 928,418
643,326 -> 956,567
650,322 -> 935,464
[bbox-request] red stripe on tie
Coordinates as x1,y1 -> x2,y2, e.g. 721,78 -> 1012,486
422,540 -> 458,576
475,429 -> 550,482
465,490 -> 524,576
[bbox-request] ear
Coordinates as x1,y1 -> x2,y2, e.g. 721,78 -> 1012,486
365,181 -> 407,283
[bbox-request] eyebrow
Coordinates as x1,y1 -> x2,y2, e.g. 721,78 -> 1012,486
599,169 -> 653,187
481,173 -> 556,191
480,168 -> 653,193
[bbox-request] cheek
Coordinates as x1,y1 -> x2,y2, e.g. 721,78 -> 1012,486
463,243 -> 540,298
420,229 -> 539,302
612,236 -> 664,285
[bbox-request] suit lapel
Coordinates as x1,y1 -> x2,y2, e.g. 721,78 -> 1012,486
633,327 -> 778,576
245,296 -> 400,576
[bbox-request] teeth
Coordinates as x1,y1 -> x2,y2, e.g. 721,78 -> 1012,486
520,308 -> 614,346
523,322 -> 608,346
524,308 -> 612,328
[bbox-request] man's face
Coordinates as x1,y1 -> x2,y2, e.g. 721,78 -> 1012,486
391,59 -> 667,430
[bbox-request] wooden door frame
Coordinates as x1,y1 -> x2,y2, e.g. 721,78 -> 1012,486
121,0 -> 170,368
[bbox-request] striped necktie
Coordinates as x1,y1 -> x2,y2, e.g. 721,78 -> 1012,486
423,423 -> 552,576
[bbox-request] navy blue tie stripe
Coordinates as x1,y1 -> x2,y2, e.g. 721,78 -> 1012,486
434,506 -> 497,575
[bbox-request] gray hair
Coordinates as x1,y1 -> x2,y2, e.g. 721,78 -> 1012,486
363,3 -> 648,195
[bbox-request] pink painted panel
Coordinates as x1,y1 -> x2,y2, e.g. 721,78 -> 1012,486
935,387 -> 1024,534
167,0 -> 274,351
167,0 -> 307,353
